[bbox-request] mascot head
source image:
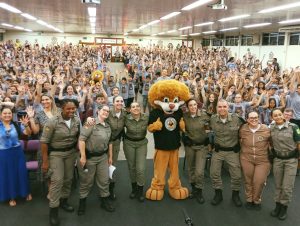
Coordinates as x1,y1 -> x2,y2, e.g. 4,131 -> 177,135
148,80 -> 190,114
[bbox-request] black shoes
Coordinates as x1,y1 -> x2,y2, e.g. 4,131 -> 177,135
49,207 -> 60,226
109,182 -> 116,200
101,197 -> 115,212
270,202 -> 282,217
232,191 -> 242,207
77,198 -> 86,216
278,205 -> 288,220
245,202 -> 253,210
136,185 -> 145,202
189,183 -> 196,199
195,189 -> 205,204
211,189 -> 223,206
129,183 -> 137,199
60,198 -> 74,212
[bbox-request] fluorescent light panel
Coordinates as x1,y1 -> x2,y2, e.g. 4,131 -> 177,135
1,23 -> 13,27
167,30 -> 177,33
14,26 -> 24,30
258,2 -> 300,13
148,20 -> 160,26
219,27 -> 238,31
178,26 -> 192,31
194,21 -> 214,27
0,3 -> 21,13
243,23 -> 271,28
24,29 -> 32,32
151,34 -> 157,36
219,14 -> 250,22
139,24 -> 148,30
36,20 -> 48,26
132,28 -> 139,32
158,32 -> 165,35
279,18 -> 300,24
190,32 -> 201,36
182,0 -> 213,10
21,13 -> 37,20
181,34 -> 188,36
203,30 -> 216,34
88,7 -> 96,17
89,17 -> 96,23
160,11 -> 181,20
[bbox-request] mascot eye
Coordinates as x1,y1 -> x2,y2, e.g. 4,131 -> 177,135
163,97 -> 169,103
173,97 -> 179,103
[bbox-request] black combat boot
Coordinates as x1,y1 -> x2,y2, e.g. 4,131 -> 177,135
195,188 -> 205,204
136,185 -> 145,202
101,197 -> 115,212
49,207 -> 60,226
278,205 -> 288,220
130,183 -> 137,199
189,183 -> 196,199
60,198 -> 74,212
77,198 -> 86,216
232,191 -> 242,207
211,189 -> 223,206
270,202 -> 282,217
109,182 -> 116,200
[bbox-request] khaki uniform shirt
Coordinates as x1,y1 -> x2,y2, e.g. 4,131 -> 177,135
183,110 -> 210,144
210,113 -> 243,148
79,118 -> 111,154
124,114 -> 148,140
40,114 -> 81,150
107,108 -> 126,141
270,122 -> 300,154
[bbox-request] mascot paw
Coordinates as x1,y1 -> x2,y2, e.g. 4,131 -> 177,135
146,188 -> 164,201
169,187 -> 189,200
148,118 -> 163,132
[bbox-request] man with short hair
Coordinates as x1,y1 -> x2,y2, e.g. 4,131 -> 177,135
209,99 -> 244,207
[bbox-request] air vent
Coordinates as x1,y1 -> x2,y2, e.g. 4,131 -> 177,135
279,25 -> 300,32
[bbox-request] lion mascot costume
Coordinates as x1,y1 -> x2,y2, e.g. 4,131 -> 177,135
146,79 -> 190,200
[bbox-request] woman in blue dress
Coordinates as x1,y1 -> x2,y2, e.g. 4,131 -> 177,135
0,106 -> 32,206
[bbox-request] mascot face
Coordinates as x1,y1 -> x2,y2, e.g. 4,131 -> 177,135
148,80 -> 190,114
154,97 -> 184,114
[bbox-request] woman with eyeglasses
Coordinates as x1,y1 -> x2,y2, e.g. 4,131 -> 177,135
239,111 -> 271,210
0,107 -> 32,207
269,109 -> 300,220
123,102 -> 148,202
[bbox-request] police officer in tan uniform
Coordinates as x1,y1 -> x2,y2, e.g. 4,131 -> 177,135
77,105 -> 115,215
40,99 -> 81,226
209,99 -> 244,207
123,102 -> 148,202
107,96 -> 126,199
183,98 -> 210,204
270,109 -> 300,220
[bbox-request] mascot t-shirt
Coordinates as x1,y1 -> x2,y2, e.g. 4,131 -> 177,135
149,108 -> 182,150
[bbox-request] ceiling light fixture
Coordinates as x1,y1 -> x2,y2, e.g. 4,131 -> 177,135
202,30 -> 217,34
36,20 -> 48,26
182,0 -> 213,11
181,34 -> 188,37
14,26 -> 24,30
243,22 -> 271,28
158,32 -> 165,35
0,3 -> 21,13
88,7 -> 97,17
160,11 -> 181,20
190,32 -> 201,36
1,23 -> 13,27
24,29 -> 33,32
21,13 -> 37,20
279,18 -> 300,24
219,27 -> 238,31
167,30 -> 177,33
132,28 -> 139,32
139,24 -> 148,30
218,14 -> 250,22
89,17 -> 96,23
258,2 -> 300,13
178,26 -> 192,31
194,21 -> 214,27
151,34 -> 157,36
147,20 -> 160,26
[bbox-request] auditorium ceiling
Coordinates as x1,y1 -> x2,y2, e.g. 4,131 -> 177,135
1,0 -> 300,37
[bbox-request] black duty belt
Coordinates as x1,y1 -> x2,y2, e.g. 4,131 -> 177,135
273,149 -> 299,160
124,134 -> 145,142
215,143 -> 240,153
85,149 -> 108,159
49,144 -> 77,152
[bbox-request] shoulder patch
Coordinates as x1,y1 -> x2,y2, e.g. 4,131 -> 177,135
297,128 -> 300,135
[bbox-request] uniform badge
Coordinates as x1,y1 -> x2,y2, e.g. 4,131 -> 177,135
297,128 -> 300,134
45,126 -> 50,131
257,136 -> 264,141
165,117 -> 177,131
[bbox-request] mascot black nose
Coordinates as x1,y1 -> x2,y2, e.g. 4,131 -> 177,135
169,103 -> 175,109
